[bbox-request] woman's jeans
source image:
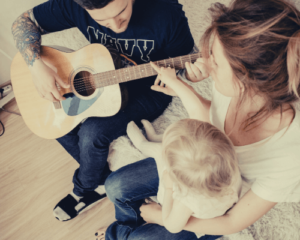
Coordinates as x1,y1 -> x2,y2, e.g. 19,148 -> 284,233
105,158 -> 222,240
57,86 -> 172,196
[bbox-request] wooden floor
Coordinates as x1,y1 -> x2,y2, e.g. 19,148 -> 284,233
0,99 -> 115,240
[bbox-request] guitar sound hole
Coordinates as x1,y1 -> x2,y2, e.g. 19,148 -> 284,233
73,71 -> 95,97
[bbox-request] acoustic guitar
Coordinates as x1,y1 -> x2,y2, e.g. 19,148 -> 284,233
10,44 -> 200,139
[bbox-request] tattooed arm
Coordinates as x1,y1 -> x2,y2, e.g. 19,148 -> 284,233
11,9 -> 46,66
11,9 -> 69,102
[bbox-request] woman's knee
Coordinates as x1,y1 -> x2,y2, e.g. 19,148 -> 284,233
78,124 -> 110,149
105,158 -> 158,203
104,171 -> 126,203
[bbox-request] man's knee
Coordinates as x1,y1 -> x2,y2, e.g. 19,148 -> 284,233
78,118 -> 124,148
78,125 -> 109,149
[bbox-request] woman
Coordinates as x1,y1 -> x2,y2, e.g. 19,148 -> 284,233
96,0 -> 300,239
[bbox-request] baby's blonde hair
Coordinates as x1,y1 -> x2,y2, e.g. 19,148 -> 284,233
162,119 -> 239,198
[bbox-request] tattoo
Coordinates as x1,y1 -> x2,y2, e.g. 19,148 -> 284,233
11,9 -> 47,66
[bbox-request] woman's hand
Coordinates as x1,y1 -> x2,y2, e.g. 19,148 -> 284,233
185,58 -> 209,82
140,202 -> 164,226
150,62 -> 179,96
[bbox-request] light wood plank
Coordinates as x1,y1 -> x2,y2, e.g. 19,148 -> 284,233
0,99 -> 115,240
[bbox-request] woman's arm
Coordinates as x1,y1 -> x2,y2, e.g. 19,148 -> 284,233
163,197 -> 194,233
150,62 -> 211,122
184,190 -> 277,235
140,190 -> 276,235
162,171 -> 193,233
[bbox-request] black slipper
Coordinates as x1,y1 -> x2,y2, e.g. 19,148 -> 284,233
53,191 -> 106,221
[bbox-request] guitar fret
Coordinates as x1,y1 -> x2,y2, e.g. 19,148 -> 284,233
106,72 -> 111,84
132,66 -> 137,80
142,65 -> 147,78
105,71 -> 110,86
114,69 -> 119,85
121,68 -> 126,83
145,64 -> 149,76
123,68 -> 128,82
180,56 -> 183,69
108,71 -> 113,86
112,70 -> 117,85
136,65 -> 141,79
122,68 -> 126,83
140,65 -> 145,78
151,63 -> 156,75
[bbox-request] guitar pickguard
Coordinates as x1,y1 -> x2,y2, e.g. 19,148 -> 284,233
61,88 -> 104,116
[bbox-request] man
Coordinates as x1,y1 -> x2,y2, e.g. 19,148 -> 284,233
12,0 -> 202,221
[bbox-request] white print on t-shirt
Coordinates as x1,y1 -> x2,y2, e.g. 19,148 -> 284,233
118,39 -> 136,57
137,40 -> 154,62
105,35 -> 119,52
87,26 -> 105,43
87,26 -> 155,62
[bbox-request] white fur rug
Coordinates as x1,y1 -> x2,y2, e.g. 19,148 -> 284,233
42,0 -> 300,239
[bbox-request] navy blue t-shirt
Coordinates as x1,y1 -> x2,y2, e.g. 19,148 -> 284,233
33,0 -> 194,88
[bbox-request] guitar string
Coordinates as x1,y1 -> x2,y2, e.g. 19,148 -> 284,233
70,54 -> 201,88
72,63 -> 181,93
72,65 -> 196,92
71,58 -> 198,92
72,66 -> 194,93
72,56 -> 201,85
71,54 -> 201,86
67,55 -> 202,93
72,63 -> 196,89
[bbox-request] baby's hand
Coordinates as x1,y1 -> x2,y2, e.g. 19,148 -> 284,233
163,171 -> 174,190
127,121 -> 147,150
141,119 -> 163,142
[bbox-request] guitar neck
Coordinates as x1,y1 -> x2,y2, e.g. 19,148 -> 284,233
92,52 -> 202,88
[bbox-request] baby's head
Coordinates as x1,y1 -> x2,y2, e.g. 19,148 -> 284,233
162,119 -> 239,198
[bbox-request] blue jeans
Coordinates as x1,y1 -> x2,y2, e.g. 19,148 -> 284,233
105,158 -> 222,240
57,86 -> 172,196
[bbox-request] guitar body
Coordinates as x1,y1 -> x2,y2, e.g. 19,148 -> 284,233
11,44 -> 122,139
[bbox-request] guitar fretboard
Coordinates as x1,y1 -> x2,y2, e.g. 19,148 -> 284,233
92,52 -> 202,88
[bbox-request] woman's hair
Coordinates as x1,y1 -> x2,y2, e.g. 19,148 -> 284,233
201,0 -> 300,130
162,119 -> 239,198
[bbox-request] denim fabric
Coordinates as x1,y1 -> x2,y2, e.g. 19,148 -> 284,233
105,158 -> 222,240
57,87 -> 172,196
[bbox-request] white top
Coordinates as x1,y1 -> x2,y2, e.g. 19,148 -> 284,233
210,82 -> 300,202
155,156 -> 242,238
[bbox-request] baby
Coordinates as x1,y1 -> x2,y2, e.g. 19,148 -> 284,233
126,63 -> 242,237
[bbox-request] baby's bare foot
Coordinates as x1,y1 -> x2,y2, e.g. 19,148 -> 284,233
95,226 -> 108,240
127,121 -> 147,149
141,120 -> 163,142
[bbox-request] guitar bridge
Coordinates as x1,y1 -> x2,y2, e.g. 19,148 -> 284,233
53,101 -> 62,109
